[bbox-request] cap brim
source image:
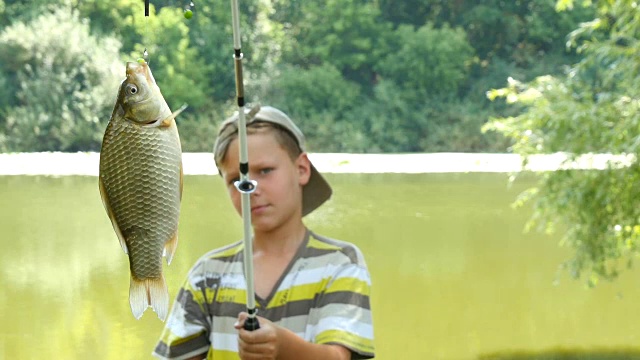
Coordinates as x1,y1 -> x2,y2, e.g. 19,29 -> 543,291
302,163 -> 332,216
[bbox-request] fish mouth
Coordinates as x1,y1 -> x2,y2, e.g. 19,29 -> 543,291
126,60 -> 157,85
142,118 -> 163,127
125,115 -> 161,127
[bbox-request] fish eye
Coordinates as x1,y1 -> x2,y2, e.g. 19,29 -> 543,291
126,84 -> 138,95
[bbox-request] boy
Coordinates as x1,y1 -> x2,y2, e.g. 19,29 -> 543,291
153,106 -> 374,360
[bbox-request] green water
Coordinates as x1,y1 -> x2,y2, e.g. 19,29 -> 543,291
0,174 -> 638,359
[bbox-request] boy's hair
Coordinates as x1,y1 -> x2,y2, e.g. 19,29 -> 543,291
215,121 -> 302,166
213,105 -> 332,216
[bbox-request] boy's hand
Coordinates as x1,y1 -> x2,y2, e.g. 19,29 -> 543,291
235,312 -> 280,360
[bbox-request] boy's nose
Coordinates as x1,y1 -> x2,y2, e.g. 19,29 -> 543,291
250,186 -> 261,196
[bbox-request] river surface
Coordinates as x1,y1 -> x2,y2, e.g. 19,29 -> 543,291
0,173 -> 638,359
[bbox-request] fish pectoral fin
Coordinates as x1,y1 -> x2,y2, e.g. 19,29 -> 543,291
164,232 -> 179,265
129,276 -> 169,321
158,103 -> 188,128
99,177 -> 129,254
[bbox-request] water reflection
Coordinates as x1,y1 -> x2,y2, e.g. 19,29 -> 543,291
0,173 -> 639,359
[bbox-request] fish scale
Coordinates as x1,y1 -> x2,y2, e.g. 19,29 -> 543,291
101,122 -> 181,273
99,60 -> 184,321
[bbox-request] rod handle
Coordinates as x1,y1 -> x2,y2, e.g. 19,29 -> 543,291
243,314 -> 260,331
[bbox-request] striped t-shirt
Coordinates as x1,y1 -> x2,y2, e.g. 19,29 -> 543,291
153,230 -> 374,359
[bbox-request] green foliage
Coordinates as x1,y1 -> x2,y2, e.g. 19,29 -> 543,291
278,0 -> 391,86
72,0 -> 264,110
0,0 -> 58,26
178,0 -> 267,104
261,19 -> 485,153
463,3 -> 521,59
261,63 -> 365,152
484,0 -> 640,283
351,80 -> 510,153
0,7 -> 122,152
0,0 -> 596,153
74,1 -> 211,111
377,23 -> 474,98
352,80 -> 427,152
377,0 -> 441,28
176,110 -> 225,152
464,0 -> 583,63
70,0 -> 140,48
128,5 -> 209,110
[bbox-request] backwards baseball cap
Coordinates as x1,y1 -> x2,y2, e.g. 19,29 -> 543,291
213,105 -> 332,216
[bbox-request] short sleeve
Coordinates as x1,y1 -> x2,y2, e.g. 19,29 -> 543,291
152,269 -> 212,359
312,248 -> 375,359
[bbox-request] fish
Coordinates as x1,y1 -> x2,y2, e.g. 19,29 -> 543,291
98,59 -> 185,321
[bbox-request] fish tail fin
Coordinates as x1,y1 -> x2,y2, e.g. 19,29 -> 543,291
129,275 -> 169,321
164,232 -> 179,265
148,275 -> 169,321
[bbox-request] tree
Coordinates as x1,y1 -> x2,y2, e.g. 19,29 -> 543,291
260,63 -> 366,152
0,7 -> 122,151
484,0 -> 640,284
276,0 -> 391,87
0,0 -> 600,153
377,22 -> 474,98
72,0 -> 212,110
0,0 -> 59,27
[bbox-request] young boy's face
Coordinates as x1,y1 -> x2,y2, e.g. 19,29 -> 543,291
219,131 -> 311,233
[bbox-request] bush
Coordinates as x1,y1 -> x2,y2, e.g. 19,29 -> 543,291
0,7 -> 122,152
176,109 -> 226,152
377,23 -> 474,98
260,63 -> 365,152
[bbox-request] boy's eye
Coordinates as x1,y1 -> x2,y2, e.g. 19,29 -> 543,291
227,176 -> 239,185
260,168 -> 273,175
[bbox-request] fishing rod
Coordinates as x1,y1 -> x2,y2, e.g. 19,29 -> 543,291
141,0 -> 259,330
230,0 -> 260,331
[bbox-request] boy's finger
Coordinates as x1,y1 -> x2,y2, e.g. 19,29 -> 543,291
234,312 -> 249,328
238,328 -> 265,343
238,336 -> 277,354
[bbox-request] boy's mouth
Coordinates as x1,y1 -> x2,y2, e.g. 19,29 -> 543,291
251,204 -> 268,213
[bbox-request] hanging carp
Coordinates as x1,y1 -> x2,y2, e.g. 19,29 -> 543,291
99,59 -> 185,321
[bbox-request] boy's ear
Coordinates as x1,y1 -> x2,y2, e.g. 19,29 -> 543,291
296,153 -> 312,186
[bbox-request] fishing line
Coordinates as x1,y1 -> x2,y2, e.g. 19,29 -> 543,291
143,0 -> 150,63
